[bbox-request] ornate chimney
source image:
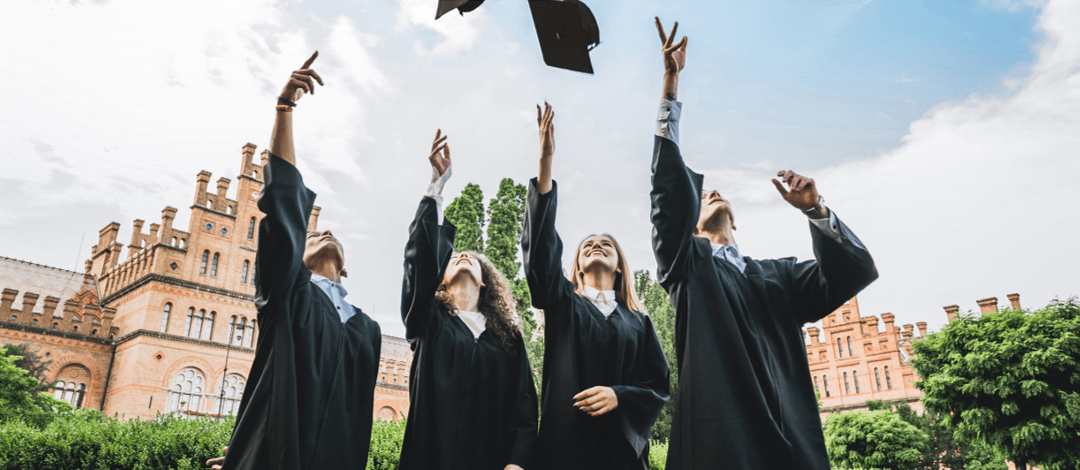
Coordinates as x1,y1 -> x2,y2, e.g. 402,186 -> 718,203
977,297 -> 998,315
1007,293 -> 1021,310
944,305 -> 960,323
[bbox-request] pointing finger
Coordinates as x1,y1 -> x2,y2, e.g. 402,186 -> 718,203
301,51 -> 319,69
771,179 -> 789,198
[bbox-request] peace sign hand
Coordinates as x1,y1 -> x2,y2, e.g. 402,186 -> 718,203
655,17 -> 688,76
280,51 -> 324,103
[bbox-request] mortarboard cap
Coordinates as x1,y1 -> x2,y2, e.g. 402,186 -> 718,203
528,0 -> 600,74
435,0 -> 485,20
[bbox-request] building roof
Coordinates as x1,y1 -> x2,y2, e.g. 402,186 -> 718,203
0,256 -> 100,314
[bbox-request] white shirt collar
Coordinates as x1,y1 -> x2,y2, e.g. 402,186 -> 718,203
455,310 -> 486,340
582,285 -> 618,317
310,273 -> 348,297
710,243 -> 748,274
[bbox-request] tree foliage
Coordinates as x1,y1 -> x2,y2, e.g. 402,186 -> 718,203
0,345 -> 72,428
824,409 -> 929,470
1,343 -> 53,393
443,182 -> 485,253
865,400 -> 1006,470
634,269 -> 678,442
484,178 -> 527,282
911,299 -> 1080,470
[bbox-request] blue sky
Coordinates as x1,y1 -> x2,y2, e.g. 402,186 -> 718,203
1,0 -> 1075,338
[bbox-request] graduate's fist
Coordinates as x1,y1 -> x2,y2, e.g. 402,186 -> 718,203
772,170 -> 826,215
537,102 -> 555,161
573,386 -> 618,417
205,446 -> 227,469
428,129 -> 451,176
280,51 -> 324,103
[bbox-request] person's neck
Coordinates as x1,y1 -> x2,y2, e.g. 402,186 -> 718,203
446,279 -> 481,312
581,267 -> 617,292
308,259 -> 341,284
698,219 -> 737,247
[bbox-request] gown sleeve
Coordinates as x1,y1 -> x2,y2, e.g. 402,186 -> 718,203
787,211 -> 878,324
522,178 -> 577,332
609,314 -> 671,457
504,337 -> 540,467
650,135 -> 711,286
254,153 -> 317,311
401,196 -> 457,343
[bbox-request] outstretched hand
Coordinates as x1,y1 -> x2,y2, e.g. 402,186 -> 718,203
280,51 -> 324,103
537,102 -> 555,161
205,446 -> 227,469
772,170 -> 824,214
429,129 -> 451,176
655,17 -> 687,76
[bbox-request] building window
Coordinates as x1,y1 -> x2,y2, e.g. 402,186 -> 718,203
205,222 -> 213,231
228,316 -> 238,345
168,368 -> 205,412
837,338 -> 844,358
52,322 -> 58,329
236,318 -> 247,346
216,375 -> 246,416
885,366 -> 893,389
9,315 -> 15,322
241,260 -> 250,285
823,376 -> 830,397
183,307 -> 194,336
203,312 -> 216,341
220,227 -> 228,235
247,217 -> 256,239
32,319 -> 37,326
53,381 -> 86,408
813,376 -> 820,394
875,367 -> 882,391
192,310 -> 206,338
843,372 -> 850,395
211,253 -> 220,277
200,251 -> 209,275
244,320 -> 256,348
853,370 -> 861,393
847,336 -> 854,357
160,303 -> 172,333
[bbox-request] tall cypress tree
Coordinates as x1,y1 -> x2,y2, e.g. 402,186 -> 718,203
484,178 -> 528,281
443,183 -> 485,253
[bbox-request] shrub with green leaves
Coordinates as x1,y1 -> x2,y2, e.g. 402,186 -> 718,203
824,409 -> 929,470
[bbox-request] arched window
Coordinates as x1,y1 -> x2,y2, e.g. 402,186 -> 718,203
52,322 -> 58,329
228,316 -> 238,345
183,307 -> 195,336
377,406 -> 396,421
192,310 -> 206,338
247,217 -> 256,240
216,375 -> 246,416
160,303 -> 172,333
203,312 -> 216,341
843,372 -> 850,395
72,326 -> 78,332
813,376 -> 820,394
874,367 -> 882,391
167,368 -> 205,412
241,260 -> 250,285
847,336 -> 854,356
823,376 -> 830,397
53,381 -> 87,408
853,370 -> 861,393
836,338 -> 844,358
884,366 -> 893,389
244,320 -> 256,348
200,251 -> 209,275
211,253 -> 220,277
237,318 -> 247,346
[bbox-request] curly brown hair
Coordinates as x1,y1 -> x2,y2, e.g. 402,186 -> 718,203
434,251 -> 522,356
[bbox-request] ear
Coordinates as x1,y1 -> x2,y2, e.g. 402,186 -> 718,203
340,268 -> 348,278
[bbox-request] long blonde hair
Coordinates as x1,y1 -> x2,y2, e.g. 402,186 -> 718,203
570,234 -> 647,315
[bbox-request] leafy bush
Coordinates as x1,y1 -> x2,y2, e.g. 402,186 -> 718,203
367,417 -> 406,470
648,439 -> 668,470
824,409 -> 929,470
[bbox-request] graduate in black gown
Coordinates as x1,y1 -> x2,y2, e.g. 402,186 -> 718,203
398,130 -> 537,470
650,19 -> 879,470
523,103 -> 670,470
209,52 -> 383,470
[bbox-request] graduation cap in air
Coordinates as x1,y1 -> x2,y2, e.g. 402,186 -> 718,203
434,0 -> 601,74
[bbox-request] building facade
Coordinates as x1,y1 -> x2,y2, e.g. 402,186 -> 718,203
0,143 -> 413,422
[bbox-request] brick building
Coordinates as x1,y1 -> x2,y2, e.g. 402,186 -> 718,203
0,143 -> 413,422
806,293 -> 1023,416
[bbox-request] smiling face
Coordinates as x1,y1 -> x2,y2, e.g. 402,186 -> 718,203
443,252 -> 485,287
576,235 -> 620,277
698,190 -> 734,229
303,229 -> 345,275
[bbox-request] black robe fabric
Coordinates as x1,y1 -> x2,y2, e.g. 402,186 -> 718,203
398,197 -> 537,470
650,136 -> 878,470
523,178 -> 671,470
223,153 -> 382,470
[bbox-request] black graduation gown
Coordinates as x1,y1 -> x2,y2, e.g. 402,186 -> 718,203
522,178 -> 671,470
398,196 -> 538,470
222,153 -> 382,470
650,136 -> 878,470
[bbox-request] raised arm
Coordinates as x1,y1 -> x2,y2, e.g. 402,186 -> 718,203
522,104 -> 576,329
772,171 -> 878,323
401,131 -> 457,342
254,53 -> 323,306
649,18 -> 706,285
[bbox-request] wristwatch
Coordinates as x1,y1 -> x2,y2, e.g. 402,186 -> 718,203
802,195 -> 826,218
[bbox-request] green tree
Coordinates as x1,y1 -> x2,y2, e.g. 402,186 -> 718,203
485,178 -> 527,282
911,299 -> 1080,470
0,345 -> 72,428
824,409 -> 929,470
866,400 -> 1006,470
0,344 -> 52,393
444,182 -> 485,253
634,269 -> 678,442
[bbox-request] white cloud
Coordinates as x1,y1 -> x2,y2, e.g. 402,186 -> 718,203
393,0 -> 489,56
893,77 -> 917,83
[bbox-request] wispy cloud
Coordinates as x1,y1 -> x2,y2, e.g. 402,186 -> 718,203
894,77 -> 918,83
